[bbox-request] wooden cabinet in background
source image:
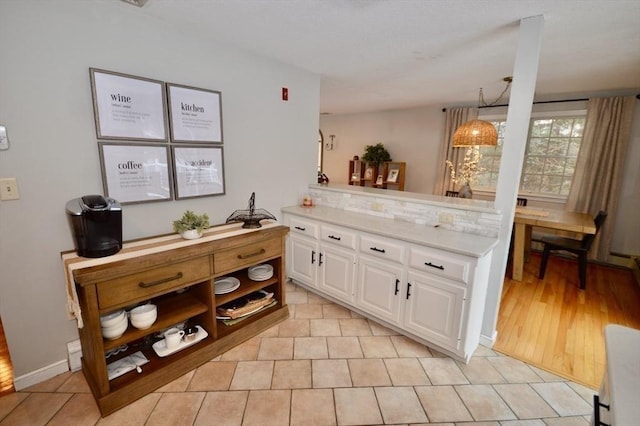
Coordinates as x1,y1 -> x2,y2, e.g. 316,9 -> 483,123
64,225 -> 290,416
348,160 -> 405,191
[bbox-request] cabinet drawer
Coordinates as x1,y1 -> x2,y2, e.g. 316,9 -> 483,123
320,224 -> 356,250
359,234 -> 405,264
215,237 -> 281,274
97,256 -> 212,309
408,245 -> 472,284
289,216 -> 319,239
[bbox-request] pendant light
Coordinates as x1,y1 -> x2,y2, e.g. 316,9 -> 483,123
452,77 -> 512,147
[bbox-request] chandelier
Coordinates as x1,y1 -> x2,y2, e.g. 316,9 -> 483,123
452,77 -> 512,147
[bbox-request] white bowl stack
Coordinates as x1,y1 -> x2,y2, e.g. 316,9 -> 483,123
100,310 -> 128,340
129,304 -> 158,330
248,264 -> 274,281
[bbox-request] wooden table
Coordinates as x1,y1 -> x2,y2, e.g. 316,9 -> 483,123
512,207 -> 596,281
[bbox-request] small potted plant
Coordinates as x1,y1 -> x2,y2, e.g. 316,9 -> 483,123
362,143 -> 392,166
173,210 -> 210,240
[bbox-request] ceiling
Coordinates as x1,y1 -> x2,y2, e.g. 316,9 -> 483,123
130,0 -> 639,115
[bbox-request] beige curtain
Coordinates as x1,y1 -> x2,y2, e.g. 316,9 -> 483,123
566,96 -> 636,261
433,107 -> 477,195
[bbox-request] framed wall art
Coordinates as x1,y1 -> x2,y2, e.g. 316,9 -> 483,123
387,169 -> 399,183
90,68 -> 168,142
172,145 -> 225,199
167,83 -> 223,143
99,143 -> 173,204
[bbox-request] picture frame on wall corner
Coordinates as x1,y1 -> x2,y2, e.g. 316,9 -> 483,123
172,145 -> 225,199
90,68 -> 168,142
167,83 -> 223,144
98,143 -> 173,205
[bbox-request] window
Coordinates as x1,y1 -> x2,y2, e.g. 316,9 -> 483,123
476,114 -> 585,197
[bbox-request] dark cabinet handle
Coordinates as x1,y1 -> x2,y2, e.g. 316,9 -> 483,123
394,279 -> 399,295
238,248 -> 266,259
294,226 -> 306,231
424,261 -> 444,270
311,251 -> 316,264
406,282 -> 412,299
139,272 -> 183,288
593,395 -> 610,426
370,247 -> 386,253
328,235 -> 341,241
319,252 -> 323,266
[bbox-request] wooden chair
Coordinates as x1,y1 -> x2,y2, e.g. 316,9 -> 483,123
445,191 -> 459,197
538,211 -> 607,289
516,197 -> 528,206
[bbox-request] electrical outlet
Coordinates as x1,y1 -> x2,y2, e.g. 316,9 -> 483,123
439,212 -> 454,225
0,178 -> 19,200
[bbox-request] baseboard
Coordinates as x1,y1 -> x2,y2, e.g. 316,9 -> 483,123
480,330 -> 497,347
13,359 -> 69,391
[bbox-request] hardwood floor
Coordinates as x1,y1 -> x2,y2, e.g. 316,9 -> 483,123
0,317 -> 15,396
495,252 -> 640,390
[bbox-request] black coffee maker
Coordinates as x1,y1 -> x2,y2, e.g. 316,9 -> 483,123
66,195 -> 122,258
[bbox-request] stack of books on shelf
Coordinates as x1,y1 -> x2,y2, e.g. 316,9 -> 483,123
216,290 -> 276,325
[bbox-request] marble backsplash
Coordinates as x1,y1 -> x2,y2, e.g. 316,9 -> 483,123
307,185 -> 502,238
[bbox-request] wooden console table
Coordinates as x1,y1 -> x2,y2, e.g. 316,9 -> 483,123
62,222 -> 289,416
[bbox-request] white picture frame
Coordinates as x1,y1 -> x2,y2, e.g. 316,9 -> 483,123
387,169 -> 399,183
172,146 -> 225,199
99,143 -> 172,204
90,68 -> 168,142
167,83 -> 223,143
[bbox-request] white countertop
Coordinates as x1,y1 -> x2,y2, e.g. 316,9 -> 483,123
282,205 -> 498,258
603,324 -> 640,425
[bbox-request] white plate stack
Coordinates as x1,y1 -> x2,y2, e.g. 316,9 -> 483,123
214,277 -> 241,295
248,264 -> 274,281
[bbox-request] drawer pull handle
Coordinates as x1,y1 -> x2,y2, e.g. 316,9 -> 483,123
424,261 -> 444,270
138,272 -> 183,288
328,235 -> 341,241
294,226 -> 306,231
238,248 -> 266,259
394,279 -> 399,295
370,247 -> 386,253
406,282 -> 412,299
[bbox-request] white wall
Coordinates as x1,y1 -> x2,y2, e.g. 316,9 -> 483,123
320,106 -> 443,193
0,1 -> 319,378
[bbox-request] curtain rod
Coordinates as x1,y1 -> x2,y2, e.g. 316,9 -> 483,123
442,93 -> 640,112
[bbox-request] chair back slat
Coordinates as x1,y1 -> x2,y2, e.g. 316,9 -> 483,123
581,211 -> 607,250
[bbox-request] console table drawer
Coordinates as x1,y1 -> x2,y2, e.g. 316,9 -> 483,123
215,237 -> 281,274
408,246 -> 471,284
97,256 -> 212,309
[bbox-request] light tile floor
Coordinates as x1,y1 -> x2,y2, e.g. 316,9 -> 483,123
0,281 -> 596,425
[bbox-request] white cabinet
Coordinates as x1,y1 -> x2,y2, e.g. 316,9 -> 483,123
283,210 -> 493,363
357,256 -> 404,325
287,217 -> 356,304
404,271 -> 465,350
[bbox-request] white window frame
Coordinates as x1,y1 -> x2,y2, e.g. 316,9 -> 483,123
473,109 -> 587,204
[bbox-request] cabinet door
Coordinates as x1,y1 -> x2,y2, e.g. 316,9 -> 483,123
357,256 -> 404,325
318,244 -> 356,304
288,235 -> 318,287
404,271 -> 465,351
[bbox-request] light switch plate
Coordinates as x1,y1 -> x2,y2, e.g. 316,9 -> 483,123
0,178 -> 19,200
0,126 -> 9,150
